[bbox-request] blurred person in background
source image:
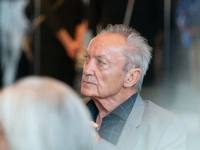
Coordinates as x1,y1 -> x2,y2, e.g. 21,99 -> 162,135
0,76 -> 94,150
17,0 -> 88,88
175,0 -> 200,93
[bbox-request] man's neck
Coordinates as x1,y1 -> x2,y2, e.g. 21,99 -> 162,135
92,88 -> 138,118
92,88 -> 137,130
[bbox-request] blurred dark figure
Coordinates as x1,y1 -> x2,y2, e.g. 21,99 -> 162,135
17,0 -> 88,88
88,0 -> 164,86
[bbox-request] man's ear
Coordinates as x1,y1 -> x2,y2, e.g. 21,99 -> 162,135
124,68 -> 141,87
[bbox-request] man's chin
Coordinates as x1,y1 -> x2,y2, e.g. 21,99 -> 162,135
81,88 -> 90,97
81,87 -> 95,97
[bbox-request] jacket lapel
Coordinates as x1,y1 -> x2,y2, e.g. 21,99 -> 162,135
117,94 -> 145,149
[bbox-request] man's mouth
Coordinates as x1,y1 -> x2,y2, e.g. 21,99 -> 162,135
82,80 -> 96,85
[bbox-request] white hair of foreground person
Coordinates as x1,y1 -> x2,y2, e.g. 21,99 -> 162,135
0,76 -> 94,150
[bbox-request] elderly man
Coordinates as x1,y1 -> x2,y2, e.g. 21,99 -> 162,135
81,24 -> 186,150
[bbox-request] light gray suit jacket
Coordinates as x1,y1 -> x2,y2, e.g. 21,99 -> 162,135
84,94 -> 187,150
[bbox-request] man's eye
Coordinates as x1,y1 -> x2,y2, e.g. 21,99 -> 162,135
84,55 -> 89,60
84,55 -> 89,61
98,60 -> 105,65
84,55 -> 90,64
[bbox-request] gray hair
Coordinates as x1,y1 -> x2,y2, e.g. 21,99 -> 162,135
0,76 -> 94,150
99,24 -> 152,91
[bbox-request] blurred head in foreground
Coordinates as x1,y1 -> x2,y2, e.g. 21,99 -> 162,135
0,76 -> 94,150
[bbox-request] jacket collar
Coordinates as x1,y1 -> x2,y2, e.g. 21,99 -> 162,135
117,94 -> 145,149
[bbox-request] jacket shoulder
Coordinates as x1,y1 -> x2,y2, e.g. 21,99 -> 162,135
142,100 -> 186,130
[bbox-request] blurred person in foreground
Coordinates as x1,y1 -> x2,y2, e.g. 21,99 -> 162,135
81,24 -> 187,150
0,76 -> 94,150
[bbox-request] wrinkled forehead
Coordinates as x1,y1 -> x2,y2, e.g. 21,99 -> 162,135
87,33 -> 126,55
95,33 -> 126,46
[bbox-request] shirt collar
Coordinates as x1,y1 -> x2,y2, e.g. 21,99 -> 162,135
86,92 -> 138,121
111,92 -> 138,120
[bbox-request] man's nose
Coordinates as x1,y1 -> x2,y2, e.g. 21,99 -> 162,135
83,60 -> 95,75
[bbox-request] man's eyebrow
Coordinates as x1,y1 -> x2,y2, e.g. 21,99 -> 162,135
85,50 -> 108,60
95,55 -> 107,59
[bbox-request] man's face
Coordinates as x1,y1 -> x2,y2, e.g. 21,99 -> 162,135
81,33 -> 127,99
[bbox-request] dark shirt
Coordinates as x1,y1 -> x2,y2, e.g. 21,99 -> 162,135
86,93 -> 138,145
